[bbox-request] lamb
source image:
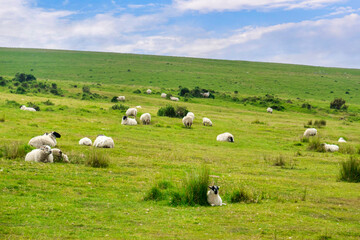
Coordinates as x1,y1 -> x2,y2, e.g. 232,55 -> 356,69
117,96 -> 125,101
51,148 -> 70,163
202,117 -> 212,126
161,93 -> 167,98
267,107 -> 273,114
25,145 -> 53,163
216,132 -> 234,142
28,131 -> 61,148
20,105 -> 36,111
207,185 -> 226,206
182,116 -> 193,128
93,135 -> 114,148
303,128 -> 317,137
323,143 -> 339,152
140,113 -> 151,125
121,116 -> 137,125
338,137 -> 347,143
201,92 -> 210,98
170,96 -> 179,101
79,137 -> 92,146
126,108 -> 137,117
146,89 -> 152,94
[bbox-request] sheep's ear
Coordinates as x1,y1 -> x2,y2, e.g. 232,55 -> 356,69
208,186 -> 212,189
53,132 -> 61,138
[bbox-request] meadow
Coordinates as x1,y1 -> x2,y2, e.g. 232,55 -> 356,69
0,48 -> 360,239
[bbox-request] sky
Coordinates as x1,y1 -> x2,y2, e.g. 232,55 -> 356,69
1,0 -> 360,68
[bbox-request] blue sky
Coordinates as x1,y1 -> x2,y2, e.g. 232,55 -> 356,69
1,0 -> 360,68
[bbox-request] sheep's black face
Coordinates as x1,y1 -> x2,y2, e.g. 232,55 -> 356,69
228,136 -> 234,142
209,185 -> 220,195
122,116 -> 127,120
53,131 -> 61,138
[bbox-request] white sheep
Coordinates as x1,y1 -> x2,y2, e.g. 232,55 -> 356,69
25,145 -> 53,163
161,93 -> 167,98
186,112 -> 195,120
170,96 -> 179,101
201,92 -> 210,98
117,96 -> 125,101
121,116 -> 137,125
20,105 -> 36,111
136,106 -> 142,109
182,116 -> 193,128
140,113 -> 151,125
267,107 -> 273,114
217,132 -> 234,142
126,108 -> 137,117
303,128 -> 317,137
323,143 -> 339,152
52,148 -> 70,163
93,135 -> 114,148
146,89 -> 152,94
207,185 -> 226,206
202,117 -> 212,126
338,137 -> 347,143
79,137 -> 92,146
28,131 -> 61,148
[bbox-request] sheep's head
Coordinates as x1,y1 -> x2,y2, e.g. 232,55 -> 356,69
228,136 -> 234,142
52,131 -> 61,138
40,145 -> 52,155
122,116 -> 128,120
208,185 -> 220,195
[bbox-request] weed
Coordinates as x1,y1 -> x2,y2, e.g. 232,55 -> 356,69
339,156 -> 360,182
85,149 -> 109,168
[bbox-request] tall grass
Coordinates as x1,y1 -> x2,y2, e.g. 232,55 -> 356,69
339,156 -> 360,182
0,142 -> 32,159
307,137 -> 325,152
182,167 -> 210,206
85,149 -> 109,168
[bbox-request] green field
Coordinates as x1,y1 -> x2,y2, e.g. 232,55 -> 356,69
0,48 -> 360,239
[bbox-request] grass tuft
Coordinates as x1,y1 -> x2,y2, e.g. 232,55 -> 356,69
0,114 -> 5,122
339,156 -> 360,182
85,149 -> 109,168
0,142 -> 32,159
307,137 -> 325,152
144,186 -> 164,201
230,188 -> 254,203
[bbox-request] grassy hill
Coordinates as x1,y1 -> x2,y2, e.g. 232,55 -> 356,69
0,48 -> 360,239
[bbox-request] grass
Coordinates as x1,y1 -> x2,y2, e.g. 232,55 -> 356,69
339,156 -> 360,182
0,142 -> 33,159
85,149 -> 110,168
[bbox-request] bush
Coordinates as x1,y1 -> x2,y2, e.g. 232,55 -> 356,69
82,85 -> 91,94
15,86 -> 26,94
158,105 -> 189,118
42,99 -> 54,105
339,156 -> 360,182
27,102 -> 40,111
330,98 -> 347,110
179,87 -> 190,96
133,89 -> 141,94
307,137 -> 325,152
85,149 -> 109,168
302,103 -> 312,109
0,142 -> 32,159
111,104 -> 128,111
111,96 -> 118,102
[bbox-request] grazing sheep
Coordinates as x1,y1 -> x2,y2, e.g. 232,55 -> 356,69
25,145 -> 53,163
79,137 -> 92,146
303,128 -> 317,137
140,113 -> 151,125
182,116 -> 193,128
207,185 -> 226,206
161,93 -> 167,98
20,105 -> 36,112
29,131 -> 61,148
170,96 -> 179,101
121,116 -> 137,125
323,143 -> 339,152
117,96 -> 125,101
202,117 -> 212,126
338,137 -> 347,143
186,112 -> 195,120
217,132 -> 234,142
201,92 -> 210,98
146,89 -> 152,94
93,135 -> 114,148
52,148 -> 70,163
126,108 -> 137,117
267,107 -> 273,114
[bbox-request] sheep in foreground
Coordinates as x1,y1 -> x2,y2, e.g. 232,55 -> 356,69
29,131 -> 61,148
186,112 -> 195,120
52,148 -> 70,163
338,137 -> 347,143
207,185 -> 226,206
93,135 -> 114,148
201,92 -> 210,98
161,93 -> 167,98
323,143 -> 339,152
25,145 -> 53,163
202,117 -> 212,126
117,96 -> 125,101
217,132 -> 234,142
20,105 -> 36,112
182,116 -> 193,128
267,107 -> 273,114
170,96 -> 179,101
79,137 -> 92,146
140,113 -> 151,125
126,108 -> 137,117
303,128 -> 317,137
146,89 -> 152,94
121,116 -> 137,125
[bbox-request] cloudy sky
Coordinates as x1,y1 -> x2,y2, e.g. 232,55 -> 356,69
1,0 -> 360,68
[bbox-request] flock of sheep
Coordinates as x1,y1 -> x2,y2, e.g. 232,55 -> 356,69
303,127 -> 345,152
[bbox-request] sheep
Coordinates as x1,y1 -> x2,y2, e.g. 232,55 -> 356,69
182,115 -> 193,128
170,97 -> 179,101
25,145 -> 53,163
267,107 -> 273,114
186,112 -> 195,120
207,185 -> 226,206
146,89 -> 152,94
161,93 -> 167,98
121,116 -> 137,125
51,148 -> 70,163
338,137 -> 347,143
136,106 -> 142,109
28,131 -> 61,148
126,108 -> 137,117
217,132 -> 234,142
20,105 -> 36,111
303,128 -> 317,137
202,117 -> 212,126
140,113 -> 151,125
79,137 -> 92,146
201,92 -> 210,98
117,96 -> 125,101
323,143 -> 339,152
93,135 -> 114,148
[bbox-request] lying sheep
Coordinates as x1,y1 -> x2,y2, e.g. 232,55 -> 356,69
217,132 -> 234,142
182,116 -> 193,128
121,116 -> 137,125
20,105 -> 36,112
207,185 -> 226,206
93,135 -> 114,148
25,145 -> 53,163
202,117 -> 212,126
79,137 -> 92,146
323,143 -> 339,152
146,89 -> 152,94
161,93 -> 167,98
140,113 -> 151,125
338,137 -> 347,143
201,92 -> 210,98
303,128 -> 317,137
29,131 -> 61,148
267,107 -> 273,114
126,108 -> 137,117
117,96 -> 125,101
186,112 -> 195,120
170,96 -> 179,101
52,148 -> 70,163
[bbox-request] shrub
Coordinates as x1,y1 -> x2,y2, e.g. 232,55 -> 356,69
339,156 -> 360,182
85,149 -> 109,168
179,87 -> 190,96
82,85 -> 91,94
314,120 -> 326,128
42,99 -> 54,105
0,142 -> 32,159
302,103 -> 312,110
27,102 -> 40,111
175,106 -> 188,118
133,89 -> 141,94
158,105 -> 176,118
111,104 -> 128,111
111,96 -> 118,102
15,86 -> 26,94
230,188 -> 254,203
307,137 -> 325,152
330,98 -> 347,110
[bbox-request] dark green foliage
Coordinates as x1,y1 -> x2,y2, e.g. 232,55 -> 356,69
27,102 -> 40,111
85,149 -> 109,168
330,98 -> 348,110
181,167 -> 210,206
178,86 -> 215,99
15,86 -> 26,94
339,156 -> 360,182
240,94 -> 286,111
42,99 -> 54,105
314,120 -> 326,127
144,186 -> 164,201
230,188 -> 254,203
307,137 -> 325,152
133,89 -> 141,94
82,85 -> 91,94
5,100 -> 21,108
111,96 -> 118,102
111,104 -> 128,111
13,73 -> 36,82
179,87 -> 190,96
0,78 -> 7,86
175,106 -> 188,118
0,142 -> 33,159
302,103 -> 312,109
157,105 -> 188,118
81,85 -> 106,100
